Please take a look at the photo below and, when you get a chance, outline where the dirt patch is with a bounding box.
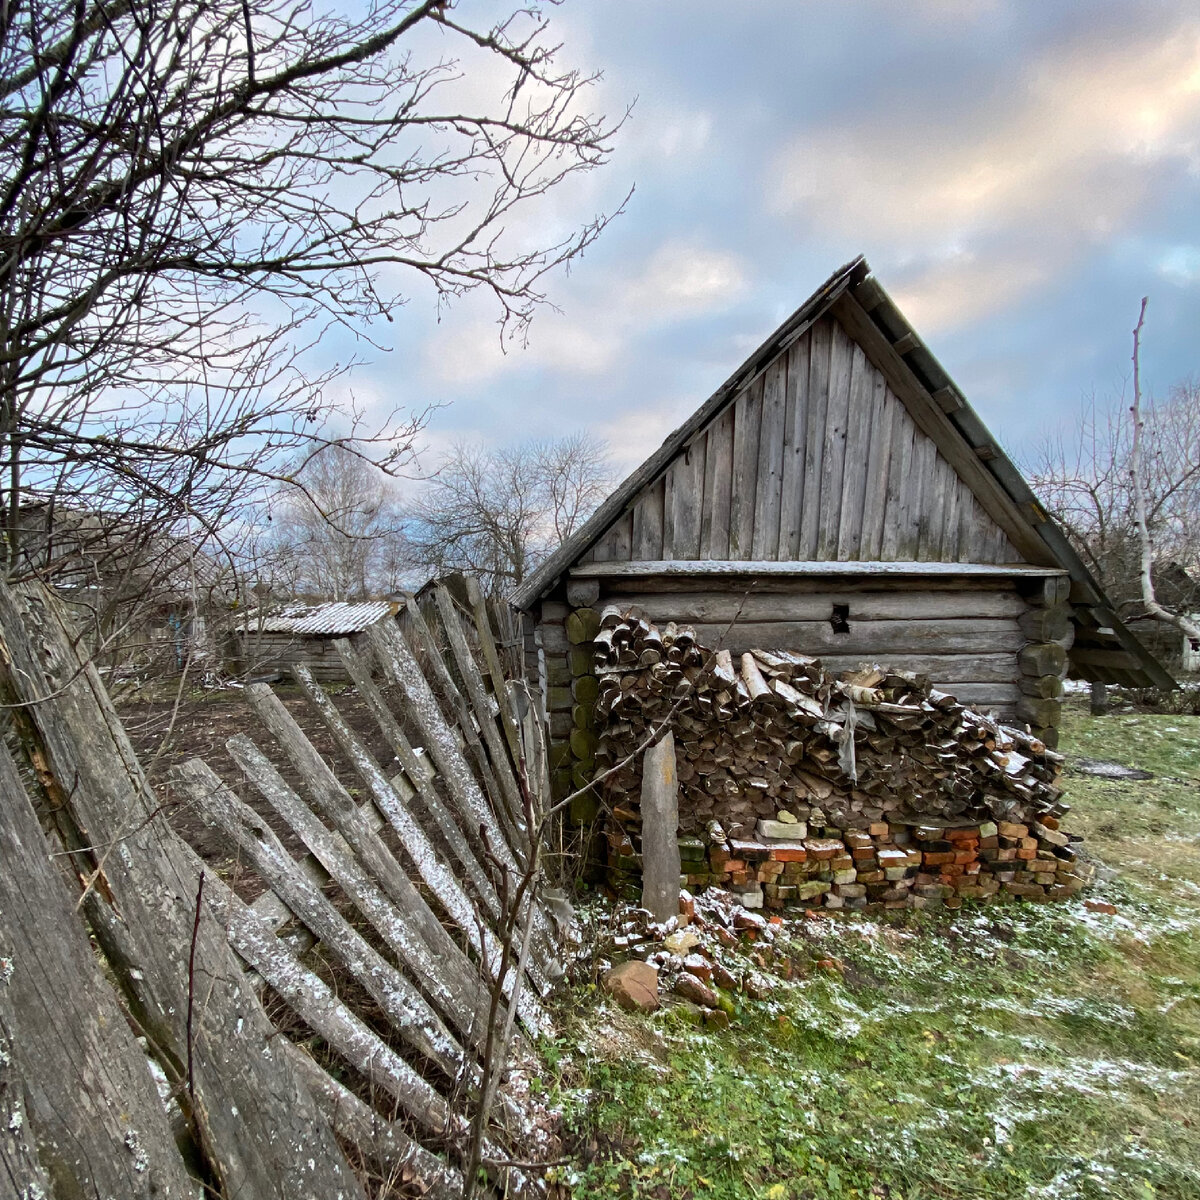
[121,683,407,899]
[1071,756,1155,781]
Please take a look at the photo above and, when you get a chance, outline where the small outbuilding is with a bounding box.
[512,258,1174,800]
[230,600,400,681]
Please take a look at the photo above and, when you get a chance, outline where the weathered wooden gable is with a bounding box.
[580,312,1019,567]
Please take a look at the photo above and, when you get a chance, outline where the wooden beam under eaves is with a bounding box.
[853,277,885,312]
[931,386,963,413]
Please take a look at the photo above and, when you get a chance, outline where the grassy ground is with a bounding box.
[545,702,1200,1200]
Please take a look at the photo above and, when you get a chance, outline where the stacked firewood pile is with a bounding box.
[593,607,1091,909]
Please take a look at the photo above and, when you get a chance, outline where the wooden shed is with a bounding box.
[512,258,1175,802]
[230,600,400,682]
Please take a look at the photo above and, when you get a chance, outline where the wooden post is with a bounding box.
[1090,681,1109,716]
[640,730,681,924]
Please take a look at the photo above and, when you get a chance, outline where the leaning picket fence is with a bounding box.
[0,577,567,1200]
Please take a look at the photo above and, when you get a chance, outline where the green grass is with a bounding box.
[546,703,1200,1200]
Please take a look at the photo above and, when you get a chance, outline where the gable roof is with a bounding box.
[513,258,1175,690]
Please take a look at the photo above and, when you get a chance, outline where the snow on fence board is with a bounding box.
[0,580,564,1199]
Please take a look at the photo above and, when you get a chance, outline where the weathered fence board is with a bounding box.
[0,583,362,1200]
[287,664,553,1027]
[242,683,506,1023]
[176,758,467,1080]
[282,1042,465,1200]
[0,984,54,1200]
[227,733,496,1051]
[0,741,195,1200]
[397,598,515,860]
[328,642,508,929]
[0,576,562,1198]
[433,585,528,850]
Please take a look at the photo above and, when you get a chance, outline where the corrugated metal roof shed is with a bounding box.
[239,600,399,636]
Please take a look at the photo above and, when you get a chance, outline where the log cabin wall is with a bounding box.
[518,263,1173,830]
[230,631,356,682]
[535,569,1074,816]
[580,577,1031,712]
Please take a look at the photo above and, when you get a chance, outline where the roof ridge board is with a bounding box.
[510,256,868,610]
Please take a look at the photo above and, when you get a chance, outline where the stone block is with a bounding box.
[604,961,659,1012]
[757,819,808,841]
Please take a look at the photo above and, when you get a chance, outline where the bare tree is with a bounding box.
[406,433,612,594]
[1129,299,1200,644]
[1024,310,1200,665]
[0,0,624,649]
[266,445,408,600]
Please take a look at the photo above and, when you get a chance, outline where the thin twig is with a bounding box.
[186,870,205,1103]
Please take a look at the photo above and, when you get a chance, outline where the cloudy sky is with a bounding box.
[342,0,1200,483]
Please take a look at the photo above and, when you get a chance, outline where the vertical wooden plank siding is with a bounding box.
[940,465,962,561]
[911,437,937,559]
[667,438,705,559]
[957,490,978,562]
[752,357,788,558]
[880,404,912,559]
[836,343,873,560]
[907,435,932,559]
[603,511,633,560]
[779,334,811,558]
[631,475,665,559]
[550,315,1029,572]
[729,377,763,558]
[924,458,954,560]
[816,318,855,559]
[858,374,893,559]
[799,316,832,557]
[700,405,735,559]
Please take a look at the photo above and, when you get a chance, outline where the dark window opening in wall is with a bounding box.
[830,603,851,634]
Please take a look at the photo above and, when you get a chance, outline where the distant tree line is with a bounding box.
[252,432,614,604]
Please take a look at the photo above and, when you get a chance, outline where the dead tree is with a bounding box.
[0,0,624,647]
[1129,299,1200,647]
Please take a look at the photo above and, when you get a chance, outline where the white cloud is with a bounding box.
[1158,244,1200,282]
[422,238,747,386]
[767,20,1200,329]
[593,395,696,475]
[622,240,748,318]
[425,310,623,385]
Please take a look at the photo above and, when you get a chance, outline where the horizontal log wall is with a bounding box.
[232,632,355,682]
[539,575,1072,824]
[593,579,1030,716]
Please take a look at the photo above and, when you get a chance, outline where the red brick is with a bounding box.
[770,847,808,863]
